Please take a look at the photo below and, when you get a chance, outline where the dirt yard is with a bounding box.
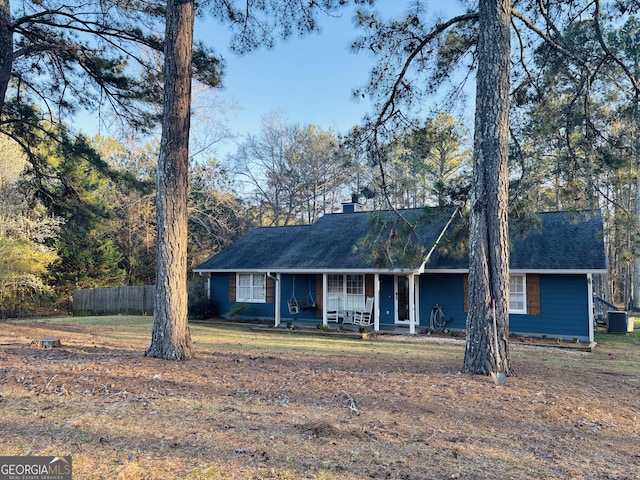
[0,317,638,479]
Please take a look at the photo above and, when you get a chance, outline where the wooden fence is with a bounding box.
[72,284,207,315]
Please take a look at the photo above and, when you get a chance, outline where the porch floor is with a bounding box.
[276,318,430,334]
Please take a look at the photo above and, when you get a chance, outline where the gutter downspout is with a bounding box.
[267,272,280,327]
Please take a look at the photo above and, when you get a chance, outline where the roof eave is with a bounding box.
[193,267,421,274]
[195,267,607,275]
[422,268,608,274]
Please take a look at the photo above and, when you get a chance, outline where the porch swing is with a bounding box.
[287,276,316,314]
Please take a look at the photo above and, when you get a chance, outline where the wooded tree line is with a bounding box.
[1,0,639,368]
[0,130,246,316]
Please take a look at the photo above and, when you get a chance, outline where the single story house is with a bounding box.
[193,204,607,342]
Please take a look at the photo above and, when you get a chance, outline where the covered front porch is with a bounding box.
[269,272,425,334]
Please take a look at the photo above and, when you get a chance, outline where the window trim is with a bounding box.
[236,273,266,303]
[327,273,365,311]
[509,274,527,315]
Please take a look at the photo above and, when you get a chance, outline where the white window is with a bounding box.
[236,273,266,303]
[327,274,364,311]
[327,274,344,311]
[345,274,365,311]
[509,274,527,314]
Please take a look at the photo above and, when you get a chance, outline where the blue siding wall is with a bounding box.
[281,274,320,320]
[209,273,276,319]
[510,275,589,339]
[209,273,233,316]
[419,273,590,339]
[209,273,321,321]
[419,274,467,330]
[210,272,590,339]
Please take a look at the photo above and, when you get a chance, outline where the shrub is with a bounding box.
[188,298,218,319]
[227,303,250,319]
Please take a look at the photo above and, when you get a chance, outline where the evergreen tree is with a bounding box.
[382,113,471,209]
[350,0,640,375]
[510,11,640,306]
[29,127,127,294]
[95,135,157,286]
[148,0,374,360]
[147,0,196,361]
[464,0,512,376]
[0,0,222,131]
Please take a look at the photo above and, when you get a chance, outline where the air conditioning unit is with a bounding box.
[607,311,628,334]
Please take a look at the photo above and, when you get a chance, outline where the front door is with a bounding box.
[395,276,410,325]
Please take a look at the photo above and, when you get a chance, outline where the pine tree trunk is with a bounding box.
[464,0,512,376]
[0,0,12,110]
[633,173,640,310]
[146,0,195,360]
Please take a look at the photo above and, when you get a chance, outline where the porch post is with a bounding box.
[409,273,416,335]
[374,273,380,331]
[274,273,281,327]
[322,273,328,326]
[587,273,594,343]
[415,275,420,328]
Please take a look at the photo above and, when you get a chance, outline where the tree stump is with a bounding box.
[31,338,62,349]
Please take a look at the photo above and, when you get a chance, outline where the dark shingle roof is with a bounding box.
[427,209,607,272]
[195,207,456,272]
[194,208,607,273]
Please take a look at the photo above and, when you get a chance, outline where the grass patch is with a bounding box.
[22,316,466,361]
[595,330,640,345]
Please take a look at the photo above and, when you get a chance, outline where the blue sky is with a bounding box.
[196,1,466,159]
[199,10,371,135]
[76,2,467,159]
